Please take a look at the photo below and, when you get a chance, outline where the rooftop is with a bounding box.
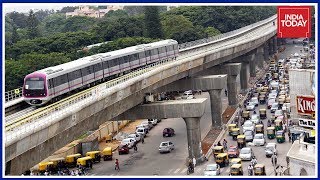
[286,138,315,164]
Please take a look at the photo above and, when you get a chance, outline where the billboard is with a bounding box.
[296,95,315,116]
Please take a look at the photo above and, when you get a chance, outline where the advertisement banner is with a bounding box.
[296,95,315,116]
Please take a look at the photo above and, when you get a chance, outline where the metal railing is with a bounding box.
[5,87,23,103]
[178,14,276,50]
[5,15,277,145]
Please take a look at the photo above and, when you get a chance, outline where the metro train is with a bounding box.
[23,39,179,106]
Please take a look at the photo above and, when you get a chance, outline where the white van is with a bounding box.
[135,128,147,137]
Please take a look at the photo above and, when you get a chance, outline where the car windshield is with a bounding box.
[244,122,252,127]
[248,102,255,106]
[252,115,258,119]
[161,142,168,146]
[137,129,143,132]
[244,131,252,135]
[205,165,217,171]
[241,149,250,154]
[255,135,263,139]
[25,78,45,90]
[272,104,278,108]
[228,149,236,152]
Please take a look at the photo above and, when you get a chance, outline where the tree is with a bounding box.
[57,6,77,14]
[204,27,221,37]
[144,6,163,39]
[11,25,19,44]
[104,9,128,19]
[34,9,55,22]
[26,10,40,39]
[41,13,66,35]
[62,16,97,32]
[6,11,28,29]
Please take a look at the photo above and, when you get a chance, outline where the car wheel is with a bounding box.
[119,152,121,155]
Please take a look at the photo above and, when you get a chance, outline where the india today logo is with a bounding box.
[277,6,311,38]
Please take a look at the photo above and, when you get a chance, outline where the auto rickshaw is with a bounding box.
[231,128,240,140]
[213,146,224,157]
[38,162,54,174]
[102,147,113,161]
[285,97,290,103]
[230,158,242,166]
[273,73,279,80]
[254,164,266,175]
[276,130,285,143]
[228,124,237,136]
[259,109,267,119]
[50,157,66,171]
[275,119,283,131]
[237,135,246,148]
[270,114,276,123]
[255,124,264,134]
[278,99,285,109]
[259,95,266,104]
[86,151,101,163]
[230,164,243,176]
[262,87,269,92]
[242,111,250,120]
[77,156,93,168]
[65,153,82,168]
[267,127,275,139]
[215,153,229,168]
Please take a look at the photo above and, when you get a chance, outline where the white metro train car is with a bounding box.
[23,39,179,106]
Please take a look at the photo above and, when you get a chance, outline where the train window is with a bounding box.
[103,61,109,69]
[139,52,145,59]
[81,67,88,76]
[129,54,134,62]
[94,63,102,72]
[168,45,173,51]
[161,47,166,53]
[124,56,129,63]
[48,79,53,89]
[174,44,178,50]
[151,49,158,56]
[134,53,139,61]
[119,57,124,64]
[146,50,151,57]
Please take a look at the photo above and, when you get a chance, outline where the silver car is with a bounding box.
[239,147,254,161]
[159,141,175,153]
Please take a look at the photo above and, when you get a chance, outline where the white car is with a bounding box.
[159,141,174,153]
[274,110,283,118]
[250,97,259,106]
[253,134,265,146]
[246,102,256,111]
[182,90,194,99]
[244,130,254,142]
[251,114,261,124]
[136,125,149,133]
[243,121,254,132]
[239,147,254,161]
[282,103,291,113]
[141,121,153,129]
[121,138,136,148]
[148,119,158,126]
[265,143,277,157]
[204,164,221,176]
[267,98,276,109]
[127,133,141,142]
[270,103,279,113]
[135,127,147,137]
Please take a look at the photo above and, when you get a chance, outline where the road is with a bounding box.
[88,40,303,176]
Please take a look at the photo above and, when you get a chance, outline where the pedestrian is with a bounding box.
[217,141,222,146]
[133,143,138,152]
[248,164,253,176]
[288,131,291,142]
[225,89,228,96]
[223,139,228,150]
[90,161,93,169]
[141,135,145,144]
[271,153,278,167]
[115,159,120,171]
[192,157,196,167]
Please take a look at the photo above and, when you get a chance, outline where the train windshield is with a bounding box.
[25,78,44,90]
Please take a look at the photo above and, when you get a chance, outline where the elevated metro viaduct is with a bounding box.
[5,16,278,175]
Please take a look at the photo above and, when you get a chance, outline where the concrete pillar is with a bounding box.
[239,62,248,90]
[184,117,205,163]
[223,63,241,107]
[208,89,222,127]
[263,43,269,62]
[249,54,256,77]
[268,39,274,55]
[256,47,264,69]
[273,37,277,53]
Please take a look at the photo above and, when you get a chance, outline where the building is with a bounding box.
[66,5,124,18]
[286,136,316,176]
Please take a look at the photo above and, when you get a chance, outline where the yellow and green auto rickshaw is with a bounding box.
[77,156,93,168]
[228,124,238,136]
[230,158,242,166]
[259,95,266,104]
[276,130,285,143]
[213,146,224,157]
[254,164,266,175]
[65,153,82,168]
[215,153,229,168]
[270,114,276,123]
[275,119,283,131]
[230,164,243,176]
[262,87,269,92]
[237,135,246,149]
[278,98,285,109]
[231,128,240,140]
[242,111,250,120]
[49,157,66,171]
[38,162,54,174]
[255,124,264,134]
[267,127,276,139]
[102,147,113,161]
[86,151,101,163]
[259,109,267,119]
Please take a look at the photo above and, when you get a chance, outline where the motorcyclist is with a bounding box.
[267,120,272,127]
[248,164,253,176]
[187,160,194,174]
[253,110,257,114]
[251,156,257,167]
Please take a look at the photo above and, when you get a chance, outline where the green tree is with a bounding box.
[26,10,40,39]
[57,6,77,13]
[204,27,221,37]
[104,9,128,19]
[11,25,19,44]
[144,6,163,39]
[62,16,97,32]
[41,13,66,35]
[6,11,28,29]
[34,9,55,22]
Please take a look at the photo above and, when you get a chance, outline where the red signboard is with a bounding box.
[296,95,315,116]
[277,6,312,38]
